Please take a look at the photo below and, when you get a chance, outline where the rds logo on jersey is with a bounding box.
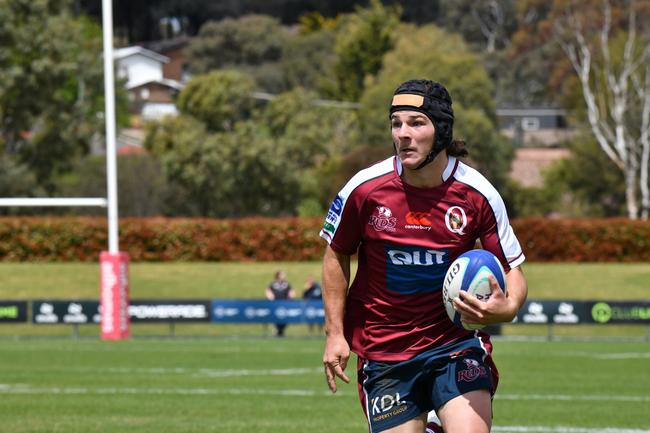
[369,206,397,232]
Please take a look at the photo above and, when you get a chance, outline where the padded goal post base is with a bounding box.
[100,251,130,340]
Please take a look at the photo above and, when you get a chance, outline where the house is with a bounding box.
[114,46,182,121]
[497,107,575,147]
[143,36,192,83]
[114,46,169,88]
[509,147,571,188]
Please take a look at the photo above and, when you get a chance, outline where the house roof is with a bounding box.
[126,78,184,91]
[114,46,169,64]
[143,36,191,54]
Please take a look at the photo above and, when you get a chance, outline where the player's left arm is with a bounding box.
[454,184,528,325]
[454,265,528,325]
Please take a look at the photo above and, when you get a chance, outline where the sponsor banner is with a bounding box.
[32,300,100,324]
[212,300,324,324]
[513,300,650,325]
[587,301,650,324]
[0,301,28,323]
[100,252,130,340]
[31,300,212,324]
[514,300,587,325]
[128,300,211,322]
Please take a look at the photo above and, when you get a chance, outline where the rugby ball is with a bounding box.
[442,249,506,330]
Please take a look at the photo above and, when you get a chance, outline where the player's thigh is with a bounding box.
[437,389,492,433]
[381,413,427,433]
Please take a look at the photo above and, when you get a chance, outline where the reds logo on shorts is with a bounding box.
[457,358,487,382]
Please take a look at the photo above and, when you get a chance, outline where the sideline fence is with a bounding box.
[1,299,648,339]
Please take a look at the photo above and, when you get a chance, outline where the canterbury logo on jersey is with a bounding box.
[405,212,431,225]
[404,211,432,231]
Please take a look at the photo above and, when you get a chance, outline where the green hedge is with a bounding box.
[0,217,648,262]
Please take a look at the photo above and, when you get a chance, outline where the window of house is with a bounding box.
[521,117,540,131]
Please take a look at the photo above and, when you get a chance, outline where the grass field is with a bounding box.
[0,337,648,433]
[3,261,650,299]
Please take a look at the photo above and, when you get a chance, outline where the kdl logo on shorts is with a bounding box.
[371,392,406,416]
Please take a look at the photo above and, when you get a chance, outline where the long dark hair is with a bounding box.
[447,139,468,158]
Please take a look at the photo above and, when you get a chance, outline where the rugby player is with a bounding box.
[319,79,528,433]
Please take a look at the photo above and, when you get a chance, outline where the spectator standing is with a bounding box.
[302,276,323,334]
[266,270,295,337]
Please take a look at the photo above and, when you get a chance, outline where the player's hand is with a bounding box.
[452,275,517,325]
[323,334,351,393]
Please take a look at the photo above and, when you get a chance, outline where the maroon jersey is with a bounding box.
[320,156,525,361]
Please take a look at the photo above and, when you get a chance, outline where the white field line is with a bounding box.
[106,367,322,377]
[1,386,649,433]
[495,394,650,402]
[0,345,321,355]
[492,428,650,433]
[593,352,650,359]
[0,384,330,397]
[0,384,648,404]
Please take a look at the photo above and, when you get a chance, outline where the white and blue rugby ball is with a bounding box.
[442,249,506,330]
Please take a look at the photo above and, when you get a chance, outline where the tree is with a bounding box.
[186,14,290,92]
[497,0,579,106]
[55,154,171,217]
[543,136,626,217]
[553,0,650,219]
[187,14,288,73]
[326,0,401,101]
[438,0,517,53]
[0,156,44,215]
[280,28,338,93]
[255,87,361,168]
[176,70,257,132]
[0,0,127,190]
[144,115,302,217]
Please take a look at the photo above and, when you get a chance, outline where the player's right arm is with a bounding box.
[322,245,351,393]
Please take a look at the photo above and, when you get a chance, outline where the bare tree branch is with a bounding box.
[554,0,649,219]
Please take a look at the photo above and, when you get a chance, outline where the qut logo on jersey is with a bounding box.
[385,246,449,294]
[388,249,445,265]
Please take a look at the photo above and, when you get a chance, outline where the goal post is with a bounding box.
[98,0,130,341]
[0,0,130,340]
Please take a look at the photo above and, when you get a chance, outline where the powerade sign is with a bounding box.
[32,300,211,324]
[0,301,28,323]
[513,300,650,325]
[129,300,210,323]
[212,300,324,324]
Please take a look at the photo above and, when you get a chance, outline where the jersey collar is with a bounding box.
[394,155,458,181]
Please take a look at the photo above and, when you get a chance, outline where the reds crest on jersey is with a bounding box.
[368,206,397,232]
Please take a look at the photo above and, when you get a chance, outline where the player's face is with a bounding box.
[390,111,436,169]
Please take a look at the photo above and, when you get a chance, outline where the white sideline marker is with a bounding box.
[0,198,107,207]
[0,385,649,433]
